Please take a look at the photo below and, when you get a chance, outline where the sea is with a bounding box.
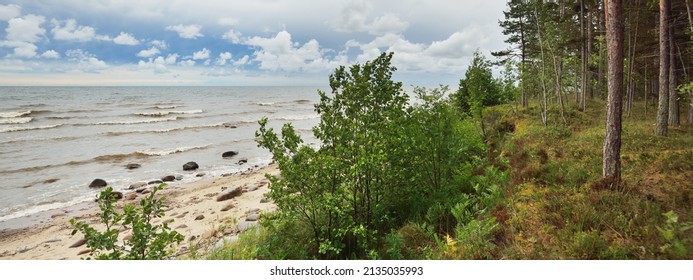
[0,86,324,229]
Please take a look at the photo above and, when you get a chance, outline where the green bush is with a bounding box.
[70,184,184,260]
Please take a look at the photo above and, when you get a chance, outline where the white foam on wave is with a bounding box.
[135,110,203,117]
[0,110,32,118]
[95,116,179,125]
[0,196,93,223]
[274,114,320,121]
[0,124,63,133]
[153,105,178,109]
[0,117,33,124]
[136,144,212,156]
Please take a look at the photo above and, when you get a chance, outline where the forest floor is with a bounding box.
[486,99,693,259]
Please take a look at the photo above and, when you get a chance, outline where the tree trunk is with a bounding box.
[668,23,679,126]
[603,0,624,181]
[588,8,595,99]
[655,0,670,136]
[688,0,693,124]
[535,5,549,126]
[580,0,587,111]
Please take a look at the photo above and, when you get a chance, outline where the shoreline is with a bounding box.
[0,164,278,260]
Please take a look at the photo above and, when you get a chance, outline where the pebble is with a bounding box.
[195,214,205,221]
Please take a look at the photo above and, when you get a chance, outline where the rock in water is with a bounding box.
[88,179,107,188]
[222,151,239,158]
[216,186,243,202]
[183,161,199,171]
[237,158,248,165]
[126,163,141,170]
[161,175,176,182]
[148,180,163,185]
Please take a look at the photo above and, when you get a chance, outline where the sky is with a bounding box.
[0,0,507,86]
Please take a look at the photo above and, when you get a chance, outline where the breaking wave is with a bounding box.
[0,124,64,133]
[0,117,33,124]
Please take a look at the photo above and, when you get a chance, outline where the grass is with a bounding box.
[490,99,693,259]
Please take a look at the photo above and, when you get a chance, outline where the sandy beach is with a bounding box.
[0,165,279,260]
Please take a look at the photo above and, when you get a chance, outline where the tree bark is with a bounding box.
[668,22,679,126]
[656,0,670,136]
[603,0,624,181]
[580,0,587,111]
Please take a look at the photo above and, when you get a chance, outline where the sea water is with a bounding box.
[0,86,323,227]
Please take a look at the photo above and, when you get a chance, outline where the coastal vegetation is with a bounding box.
[70,184,184,260]
[74,0,693,260]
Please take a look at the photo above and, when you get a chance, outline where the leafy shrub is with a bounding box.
[70,184,184,260]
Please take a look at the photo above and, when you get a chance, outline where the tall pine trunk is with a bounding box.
[668,23,679,126]
[603,0,624,181]
[656,0,670,136]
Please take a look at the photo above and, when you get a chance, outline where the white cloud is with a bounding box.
[51,19,98,42]
[329,1,408,35]
[368,14,409,36]
[113,32,139,45]
[65,49,109,73]
[245,30,344,72]
[222,29,242,44]
[192,48,210,60]
[165,24,203,39]
[41,50,60,59]
[0,41,38,58]
[137,53,179,73]
[179,59,195,67]
[6,14,46,43]
[150,40,167,50]
[0,4,21,21]
[217,17,239,26]
[216,51,232,65]
[137,46,160,58]
[233,55,250,66]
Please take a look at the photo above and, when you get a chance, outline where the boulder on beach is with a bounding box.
[216,186,242,202]
[183,161,199,171]
[110,191,124,200]
[161,175,176,182]
[88,179,107,188]
[148,179,164,185]
[129,182,147,190]
[222,151,239,158]
[125,163,141,170]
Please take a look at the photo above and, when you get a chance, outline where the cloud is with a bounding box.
[0,4,21,21]
[137,46,160,57]
[329,1,408,35]
[179,59,195,67]
[6,14,46,43]
[192,48,210,60]
[137,53,178,73]
[217,17,239,26]
[0,41,38,58]
[233,55,250,66]
[150,40,167,50]
[165,24,203,39]
[41,50,60,59]
[216,51,232,65]
[245,30,344,72]
[51,19,100,42]
[1,14,45,58]
[113,32,139,45]
[222,29,242,44]
[65,49,109,73]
